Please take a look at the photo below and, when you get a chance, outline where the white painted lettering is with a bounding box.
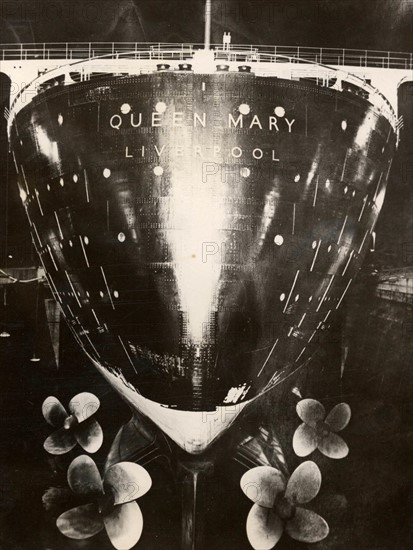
[231,147,243,158]
[152,112,162,127]
[194,112,206,127]
[250,115,263,129]
[269,116,279,131]
[110,115,122,129]
[173,112,184,127]
[130,113,142,127]
[285,118,295,132]
[154,145,166,157]
[228,114,243,128]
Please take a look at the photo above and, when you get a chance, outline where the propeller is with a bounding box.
[293,399,351,459]
[240,461,329,549]
[56,455,152,550]
[42,393,103,455]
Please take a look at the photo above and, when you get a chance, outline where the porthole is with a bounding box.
[239,104,250,115]
[155,101,167,113]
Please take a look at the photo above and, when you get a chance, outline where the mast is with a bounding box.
[204,0,212,50]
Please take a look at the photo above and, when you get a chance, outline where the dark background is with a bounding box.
[0,0,412,50]
[0,2,413,549]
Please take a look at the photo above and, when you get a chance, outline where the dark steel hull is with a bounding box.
[10,71,396,451]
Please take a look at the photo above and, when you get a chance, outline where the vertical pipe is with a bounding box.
[204,0,212,50]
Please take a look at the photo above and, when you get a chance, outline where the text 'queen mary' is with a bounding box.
[109,109,296,131]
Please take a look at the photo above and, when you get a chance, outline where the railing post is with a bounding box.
[43,43,45,58]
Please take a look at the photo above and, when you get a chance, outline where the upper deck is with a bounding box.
[2,42,412,136]
[1,42,411,68]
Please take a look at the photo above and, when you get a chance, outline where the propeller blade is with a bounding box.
[296,399,325,427]
[240,466,285,508]
[318,433,349,459]
[292,423,318,457]
[42,486,73,513]
[68,455,103,497]
[285,507,329,543]
[246,503,283,550]
[44,428,77,455]
[104,462,152,505]
[42,396,68,427]
[68,392,100,423]
[285,461,321,504]
[56,503,104,540]
[103,501,143,550]
[325,403,351,432]
[75,418,103,454]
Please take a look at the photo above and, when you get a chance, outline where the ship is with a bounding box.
[5,1,398,463]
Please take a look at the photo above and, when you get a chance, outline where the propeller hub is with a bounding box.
[63,415,79,430]
[274,495,296,520]
[315,420,331,440]
[98,491,116,517]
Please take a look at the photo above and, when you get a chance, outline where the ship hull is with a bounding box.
[10,71,396,451]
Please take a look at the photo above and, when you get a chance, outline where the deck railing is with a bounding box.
[4,42,407,134]
[1,42,412,70]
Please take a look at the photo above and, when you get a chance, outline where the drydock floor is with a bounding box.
[1,283,413,550]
